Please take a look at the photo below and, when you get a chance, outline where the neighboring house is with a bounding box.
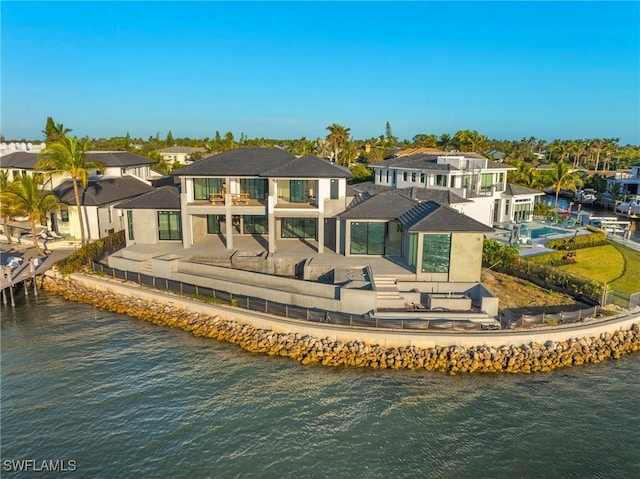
[0,150,160,188]
[370,152,541,226]
[606,162,640,196]
[0,150,162,240]
[158,146,207,165]
[52,177,156,240]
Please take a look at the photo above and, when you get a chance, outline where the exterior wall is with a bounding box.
[448,233,484,282]
[453,196,494,226]
[126,209,159,245]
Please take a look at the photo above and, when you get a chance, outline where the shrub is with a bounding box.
[55,231,125,275]
[547,230,607,250]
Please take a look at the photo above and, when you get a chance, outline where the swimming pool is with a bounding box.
[528,227,567,239]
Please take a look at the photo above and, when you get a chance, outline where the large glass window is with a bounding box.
[243,215,268,234]
[240,178,267,199]
[350,222,385,255]
[421,234,451,273]
[158,211,182,240]
[281,218,316,238]
[207,214,221,234]
[481,173,494,188]
[436,175,447,186]
[194,178,223,200]
[290,180,307,203]
[330,179,339,199]
[60,207,69,223]
[127,210,134,240]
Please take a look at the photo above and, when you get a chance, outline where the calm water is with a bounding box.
[1,294,639,478]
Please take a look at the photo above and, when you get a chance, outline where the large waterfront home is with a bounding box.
[110,147,499,316]
[370,151,544,225]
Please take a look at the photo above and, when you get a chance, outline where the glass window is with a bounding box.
[207,214,221,234]
[349,222,386,255]
[411,172,416,182]
[481,173,493,188]
[280,180,310,203]
[194,178,223,200]
[386,170,390,182]
[61,208,69,223]
[243,215,268,234]
[420,173,426,183]
[330,179,339,199]
[240,178,267,199]
[158,211,182,240]
[421,234,451,273]
[403,171,408,181]
[127,210,134,240]
[281,218,316,238]
[436,175,446,186]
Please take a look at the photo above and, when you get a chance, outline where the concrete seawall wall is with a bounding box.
[42,272,640,374]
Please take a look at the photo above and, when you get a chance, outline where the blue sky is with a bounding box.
[2,1,639,144]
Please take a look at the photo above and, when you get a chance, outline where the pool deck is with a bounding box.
[489,221,592,257]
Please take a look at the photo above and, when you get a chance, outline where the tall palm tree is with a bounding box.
[548,160,584,207]
[1,175,59,255]
[325,123,351,165]
[36,135,104,245]
[0,171,16,244]
[437,133,452,151]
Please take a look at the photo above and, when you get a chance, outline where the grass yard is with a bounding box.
[558,242,640,294]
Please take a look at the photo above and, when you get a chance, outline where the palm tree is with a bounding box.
[0,171,16,244]
[1,175,59,255]
[325,123,351,165]
[437,133,452,151]
[36,135,104,245]
[548,160,584,207]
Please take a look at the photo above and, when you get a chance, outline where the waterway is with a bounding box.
[2,294,639,478]
[542,194,640,242]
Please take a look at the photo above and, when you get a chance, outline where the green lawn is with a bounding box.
[558,242,640,294]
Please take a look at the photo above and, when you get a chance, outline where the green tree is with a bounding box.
[223,132,235,151]
[384,121,397,146]
[1,175,59,255]
[413,133,438,148]
[548,160,583,207]
[0,171,16,244]
[37,136,104,245]
[42,116,72,143]
[326,123,351,165]
[437,133,453,151]
[348,164,373,184]
[166,131,174,147]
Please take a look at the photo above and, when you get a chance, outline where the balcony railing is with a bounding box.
[209,193,250,205]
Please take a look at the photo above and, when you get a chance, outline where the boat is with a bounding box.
[614,196,640,216]
[574,189,597,204]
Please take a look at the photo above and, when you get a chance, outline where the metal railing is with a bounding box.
[91,262,491,332]
[506,305,600,329]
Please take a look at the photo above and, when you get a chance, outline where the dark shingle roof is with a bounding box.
[1,152,40,168]
[504,183,545,196]
[340,190,418,219]
[114,186,180,209]
[172,147,352,178]
[1,151,153,169]
[340,186,469,220]
[53,177,155,206]
[262,154,352,178]
[172,147,296,176]
[85,151,154,167]
[346,182,393,197]
[398,202,495,233]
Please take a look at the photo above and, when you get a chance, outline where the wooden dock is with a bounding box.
[1,249,72,306]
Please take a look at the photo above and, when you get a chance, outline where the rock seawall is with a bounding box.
[43,275,640,374]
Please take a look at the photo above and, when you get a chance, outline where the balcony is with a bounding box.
[209,193,251,205]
